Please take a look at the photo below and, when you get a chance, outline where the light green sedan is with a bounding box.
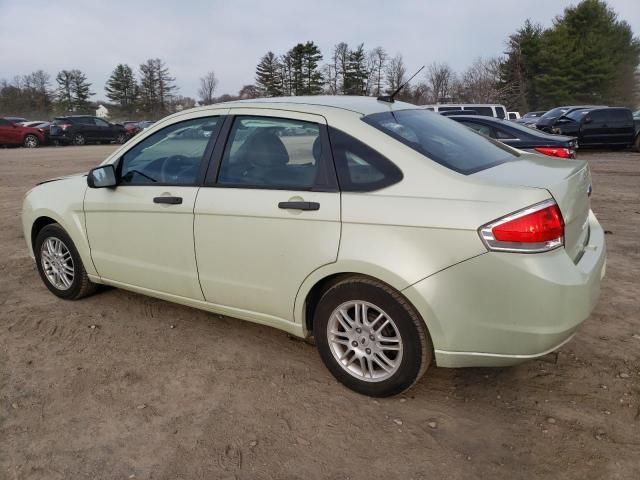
[21,96,606,397]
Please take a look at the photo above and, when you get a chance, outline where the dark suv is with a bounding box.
[553,107,640,149]
[49,116,127,146]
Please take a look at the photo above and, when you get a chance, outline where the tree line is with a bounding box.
[1,0,637,121]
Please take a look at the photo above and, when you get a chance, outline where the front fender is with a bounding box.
[21,176,97,277]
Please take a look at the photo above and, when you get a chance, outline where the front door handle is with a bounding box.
[154,196,182,205]
[278,201,320,211]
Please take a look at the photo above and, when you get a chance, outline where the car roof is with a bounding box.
[199,95,418,116]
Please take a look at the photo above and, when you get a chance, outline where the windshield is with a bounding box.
[363,109,519,175]
[566,109,591,121]
[539,107,569,120]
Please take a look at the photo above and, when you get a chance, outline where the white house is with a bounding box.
[96,104,109,118]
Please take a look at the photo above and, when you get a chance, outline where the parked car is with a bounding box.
[137,120,155,131]
[439,109,478,116]
[123,121,142,138]
[507,112,521,120]
[21,120,48,128]
[22,97,605,397]
[3,116,27,124]
[516,111,547,127]
[552,107,640,149]
[450,115,578,158]
[424,104,508,118]
[0,117,45,147]
[535,106,601,132]
[49,116,127,145]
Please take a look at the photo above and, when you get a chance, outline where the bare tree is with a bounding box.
[198,71,218,105]
[426,62,455,103]
[367,47,387,96]
[385,54,406,93]
[459,57,503,103]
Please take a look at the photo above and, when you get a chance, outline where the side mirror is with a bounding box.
[583,116,592,124]
[12,123,18,128]
[87,164,117,188]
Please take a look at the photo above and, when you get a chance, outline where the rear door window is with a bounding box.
[217,116,321,189]
[495,107,506,119]
[459,121,492,137]
[363,109,518,175]
[605,109,630,123]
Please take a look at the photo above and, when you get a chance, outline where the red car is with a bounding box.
[0,117,46,148]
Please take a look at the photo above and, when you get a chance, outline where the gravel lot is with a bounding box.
[1,145,639,480]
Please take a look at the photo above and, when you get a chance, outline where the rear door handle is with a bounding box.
[154,196,182,205]
[278,201,320,211]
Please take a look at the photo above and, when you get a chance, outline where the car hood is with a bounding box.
[37,172,87,186]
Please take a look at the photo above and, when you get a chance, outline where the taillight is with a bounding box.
[479,200,564,253]
[534,147,574,159]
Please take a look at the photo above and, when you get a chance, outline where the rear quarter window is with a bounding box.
[363,109,519,175]
[328,127,403,191]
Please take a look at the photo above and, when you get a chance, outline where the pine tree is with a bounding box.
[536,0,639,108]
[255,52,282,97]
[105,64,138,110]
[55,69,93,113]
[138,58,176,116]
[343,44,368,95]
[499,20,544,111]
[301,41,324,95]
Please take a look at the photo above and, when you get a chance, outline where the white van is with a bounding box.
[424,104,508,119]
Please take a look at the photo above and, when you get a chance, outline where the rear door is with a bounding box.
[94,117,113,141]
[194,110,341,324]
[605,108,634,145]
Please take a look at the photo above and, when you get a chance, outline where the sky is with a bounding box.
[0,0,639,101]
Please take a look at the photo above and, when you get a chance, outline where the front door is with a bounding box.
[84,115,224,299]
[194,111,341,323]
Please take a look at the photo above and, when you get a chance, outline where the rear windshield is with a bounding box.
[363,109,519,175]
[53,118,73,125]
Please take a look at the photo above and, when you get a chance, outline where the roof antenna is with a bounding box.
[377,65,425,103]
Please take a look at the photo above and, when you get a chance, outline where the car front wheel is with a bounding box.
[116,133,127,144]
[34,224,97,300]
[313,276,432,397]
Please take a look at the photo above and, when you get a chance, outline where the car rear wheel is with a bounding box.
[23,134,40,148]
[116,133,127,144]
[34,224,97,300]
[72,133,86,146]
[313,276,432,397]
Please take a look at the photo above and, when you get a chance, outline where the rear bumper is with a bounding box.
[403,210,606,368]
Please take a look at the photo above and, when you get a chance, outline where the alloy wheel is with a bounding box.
[40,237,74,290]
[327,300,403,382]
[24,135,39,148]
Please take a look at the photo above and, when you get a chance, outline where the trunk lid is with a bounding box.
[474,154,591,262]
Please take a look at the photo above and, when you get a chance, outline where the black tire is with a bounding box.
[23,134,40,148]
[116,133,127,144]
[313,276,432,397]
[634,135,640,152]
[34,223,97,300]
[72,133,86,146]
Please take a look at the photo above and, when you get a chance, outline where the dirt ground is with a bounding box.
[1,145,639,480]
